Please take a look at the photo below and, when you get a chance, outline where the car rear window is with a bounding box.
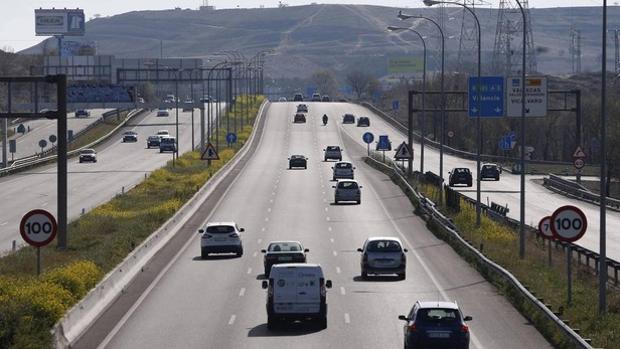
[206,225,235,234]
[161,138,175,144]
[338,181,358,189]
[336,163,351,169]
[415,308,460,325]
[268,242,302,252]
[327,146,340,151]
[455,168,470,173]
[366,240,402,252]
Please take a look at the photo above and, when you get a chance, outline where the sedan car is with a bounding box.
[321,95,331,102]
[288,155,308,169]
[332,161,355,180]
[324,146,343,161]
[78,149,97,163]
[293,113,306,123]
[122,131,138,142]
[74,109,90,118]
[449,168,473,187]
[293,93,304,101]
[159,136,177,153]
[333,179,361,204]
[357,116,370,127]
[480,163,501,181]
[342,113,355,124]
[296,104,308,113]
[156,108,170,117]
[358,237,407,279]
[261,241,309,276]
[399,301,472,349]
[199,222,244,258]
[147,135,161,148]
[311,93,322,101]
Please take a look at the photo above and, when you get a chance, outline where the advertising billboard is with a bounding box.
[35,9,85,36]
[387,56,423,74]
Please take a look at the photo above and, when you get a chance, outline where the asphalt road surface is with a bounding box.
[84,102,551,349]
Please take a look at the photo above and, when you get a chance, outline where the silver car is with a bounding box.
[199,222,244,258]
[358,237,408,280]
[332,161,355,181]
[333,179,361,204]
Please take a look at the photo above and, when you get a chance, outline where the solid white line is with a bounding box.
[267,208,272,212]
[239,288,246,297]
[264,217,269,222]
[247,267,252,274]
[332,251,338,257]
[0,222,7,226]
[328,227,332,232]
[340,286,346,296]
[228,314,236,325]
[330,238,334,243]
[344,313,351,324]
[41,202,48,207]
[336,267,341,274]
[258,238,262,244]
[324,207,328,212]
[261,227,266,232]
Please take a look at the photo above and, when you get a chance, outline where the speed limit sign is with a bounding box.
[19,209,57,247]
[550,205,587,243]
[538,216,553,239]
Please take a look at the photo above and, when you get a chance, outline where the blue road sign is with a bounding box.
[376,135,392,151]
[499,136,512,151]
[392,100,400,111]
[226,132,237,144]
[363,132,374,144]
[508,131,516,141]
[469,76,504,117]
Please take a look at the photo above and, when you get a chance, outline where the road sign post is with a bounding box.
[376,135,391,163]
[573,146,586,184]
[506,76,548,117]
[226,132,237,148]
[538,216,553,266]
[20,209,58,275]
[362,132,374,157]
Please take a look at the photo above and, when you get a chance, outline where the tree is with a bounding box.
[345,70,373,100]
[310,70,337,97]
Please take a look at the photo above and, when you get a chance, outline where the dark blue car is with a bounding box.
[399,301,472,349]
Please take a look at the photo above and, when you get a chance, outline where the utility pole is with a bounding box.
[570,28,582,74]
[493,0,537,75]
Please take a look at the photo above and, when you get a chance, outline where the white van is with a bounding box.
[262,263,332,330]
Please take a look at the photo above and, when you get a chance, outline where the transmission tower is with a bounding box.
[569,28,581,74]
[492,0,537,76]
[613,29,620,73]
[456,0,485,75]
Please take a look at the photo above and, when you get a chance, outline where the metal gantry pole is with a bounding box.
[190,73,195,150]
[516,0,527,259]
[599,0,608,315]
[57,75,68,249]
[2,83,8,168]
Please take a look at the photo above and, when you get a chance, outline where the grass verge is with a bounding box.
[0,96,264,348]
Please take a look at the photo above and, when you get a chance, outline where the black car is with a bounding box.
[147,135,161,148]
[449,168,473,187]
[324,146,343,161]
[293,93,304,101]
[399,301,472,349]
[480,163,501,181]
[293,113,306,123]
[357,116,370,127]
[342,113,355,124]
[288,155,308,169]
[75,109,90,118]
[261,241,309,276]
[122,132,138,142]
[321,95,331,102]
[296,104,308,113]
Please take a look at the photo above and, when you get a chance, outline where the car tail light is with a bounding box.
[320,278,326,297]
[460,324,469,333]
[204,234,213,239]
[407,323,417,333]
[268,281,274,297]
[229,233,239,238]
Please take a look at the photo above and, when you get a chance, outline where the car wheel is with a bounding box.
[496,176,500,181]
[160,149,163,153]
[94,160,97,163]
[237,248,243,257]
[324,157,327,162]
[201,249,208,259]
[356,200,361,205]
[361,270,368,279]
[332,177,336,181]
[318,316,327,330]
[467,181,472,187]
[267,316,277,331]
[398,272,406,280]
[289,166,292,170]
[335,200,339,205]
[338,157,342,161]
[304,165,307,169]
[79,159,82,163]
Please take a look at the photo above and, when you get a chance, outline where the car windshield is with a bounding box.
[416,308,460,325]
[206,225,234,234]
[268,242,302,252]
[338,181,358,189]
[336,163,351,169]
[81,149,95,154]
[366,240,402,252]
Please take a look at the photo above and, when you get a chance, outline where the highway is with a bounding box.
[79,102,551,349]
[0,107,215,254]
[2,109,113,160]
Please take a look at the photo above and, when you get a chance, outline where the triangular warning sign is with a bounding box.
[201,142,219,160]
[573,146,586,159]
[394,142,413,160]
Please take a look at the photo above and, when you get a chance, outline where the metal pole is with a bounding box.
[473,11,482,227]
[421,41,426,174]
[599,0,608,315]
[175,76,179,166]
[575,90,582,184]
[191,75,195,150]
[408,90,413,177]
[57,74,68,249]
[516,0,527,259]
[567,246,573,305]
[2,83,8,168]
[37,247,41,276]
[200,78,206,154]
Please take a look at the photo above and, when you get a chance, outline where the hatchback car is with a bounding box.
[324,146,343,161]
[293,93,304,101]
[75,109,90,118]
[296,104,308,113]
[157,108,169,117]
[159,136,177,153]
[78,149,97,163]
[293,113,306,123]
[357,116,370,127]
[122,131,138,142]
[147,135,161,148]
[480,163,501,181]
[398,301,473,349]
[332,161,355,180]
[358,237,407,279]
[449,168,473,187]
[278,97,287,102]
[288,155,308,169]
[199,222,244,258]
[311,93,321,101]
[321,95,331,102]
[333,179,361,204]
[261,241,309,276]
[342,113,355,124]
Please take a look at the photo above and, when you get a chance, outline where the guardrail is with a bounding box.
[544,174,620,211]
[0,109,144,177]
[364,154,593,349]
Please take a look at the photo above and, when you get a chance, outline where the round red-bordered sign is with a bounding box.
[19,209,57,247]
[538,216,553,239]
[550,205,587,243]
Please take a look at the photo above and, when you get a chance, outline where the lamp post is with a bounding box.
[423,0,482,226]
[398,11,446,198]
[515,0,527,259]
[387,26,427,177]
[599,0,608,315]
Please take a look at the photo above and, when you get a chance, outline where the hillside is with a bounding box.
[22,4,620,78]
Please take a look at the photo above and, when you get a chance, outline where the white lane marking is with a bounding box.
[270,199,274,203]
[228,315,236,325]
[326,217,331,221]
[239,288,246,297]
[253,251,258,257]
[336,267,341,274]
[324,207,328,212]
[261,227,266,232]
[328,227,332,232]
[41,202,48,207]
[330,238,334,243]
[265,217,269,222]
[323,198,327,203]
[272,192,276,195]
[247,267,252,274]
[332,251,338,257]
[258,238,263,244]
[267,208,272,212]
[344,313,351,324]
[340,286,346,296]
[0,221,7,226]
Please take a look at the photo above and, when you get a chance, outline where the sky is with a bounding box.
[0,0,610,51]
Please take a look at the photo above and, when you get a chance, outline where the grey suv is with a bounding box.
[358,237,407,279]
[323,146,342,161]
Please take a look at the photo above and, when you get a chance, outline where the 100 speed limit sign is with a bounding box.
[19,209,57,247]
[550,205,587,243]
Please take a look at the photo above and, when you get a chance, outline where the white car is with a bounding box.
[262,263,332,330]
[332,161,355,181]
[358,237,408,280]
[78,148,97,163]
[156,130,170,138]
[199,222,244,258]
[333,179,362,204]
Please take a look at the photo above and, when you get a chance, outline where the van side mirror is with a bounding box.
[198,229,204,234]
[262,280,268,289]
[398,315,408,321]
[239,228,245,232]
[332,186,336,188]
[325,280,332,288]
[261,249,267,253]
[357,248,363,252]
[464,316,473,321]
[304,248,309,253]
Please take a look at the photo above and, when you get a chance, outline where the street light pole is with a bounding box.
[398,11,446,200]
[387,26,427,177]
[599,0,608,315]
[515,0,527,259]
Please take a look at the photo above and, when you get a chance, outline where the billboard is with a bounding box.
[388,56,423,74]
[35,9,85,36]
[61,41,96,56]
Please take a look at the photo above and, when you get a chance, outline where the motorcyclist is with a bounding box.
[322,114,328,125]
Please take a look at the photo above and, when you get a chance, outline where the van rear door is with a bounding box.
[294,269,321,313]
[273,266,322,314]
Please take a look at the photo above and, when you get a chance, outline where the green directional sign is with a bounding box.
[388,56,424,74]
